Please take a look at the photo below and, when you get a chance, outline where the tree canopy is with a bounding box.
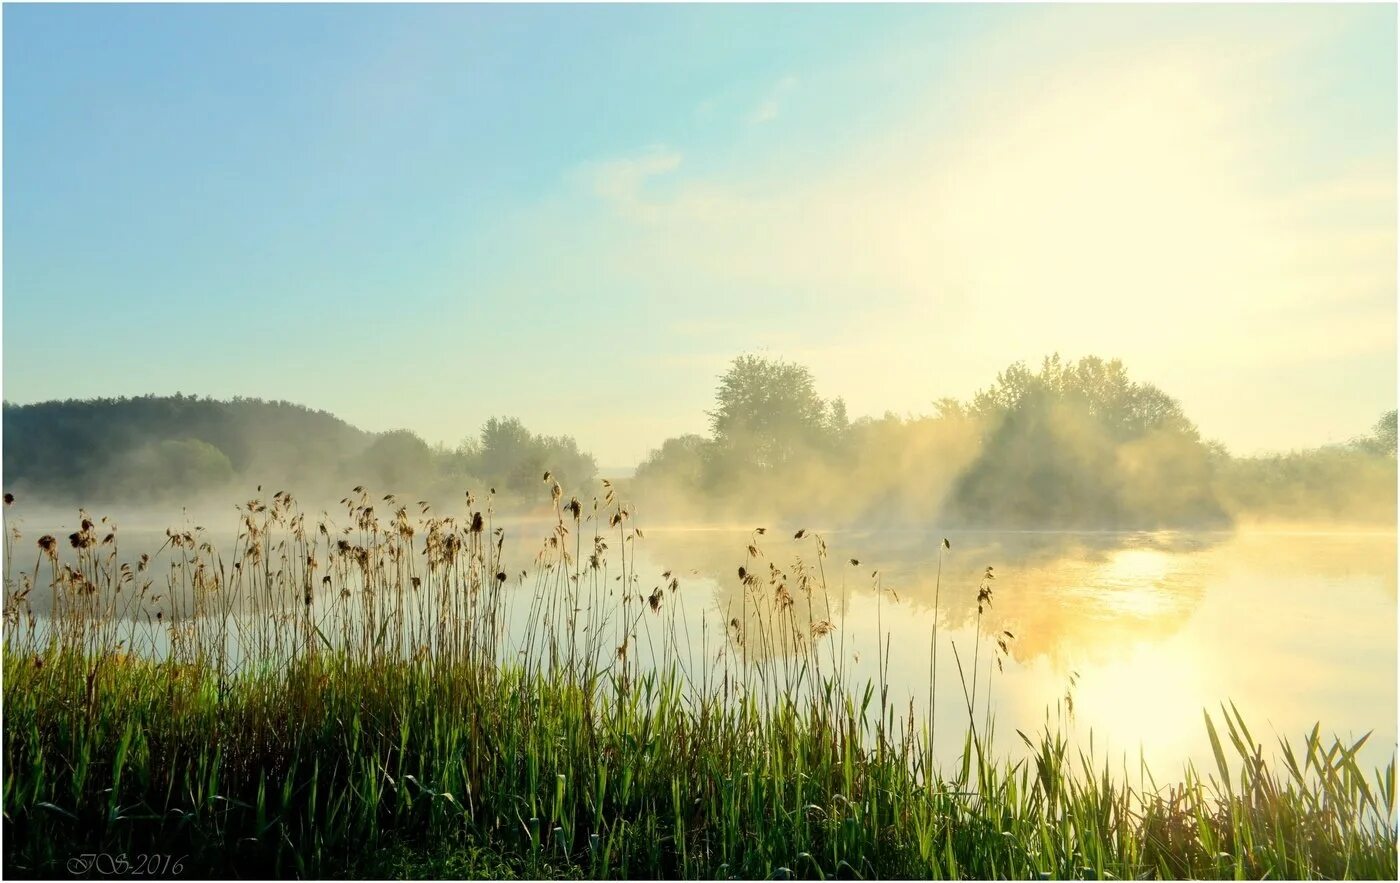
[948,355,1224,526]
[632,352,1394,528]
[451,417,598,497]
[706,355,848,471]
[2,396,597,507]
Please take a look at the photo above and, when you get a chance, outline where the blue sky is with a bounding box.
[4,4,1395,465]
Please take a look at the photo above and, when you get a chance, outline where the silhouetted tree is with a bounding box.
[707,355,847,472]
[1365,410,1397,456]
[461,416,597,497]
[950,355,1226,527]
[634,434,711,489]
[352,430,435,491]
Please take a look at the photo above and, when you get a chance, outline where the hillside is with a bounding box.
[2,395,600,509]
[2,395,373,503]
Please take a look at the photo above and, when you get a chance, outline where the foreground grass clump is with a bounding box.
[5,648,1395,880]
[2,487,1395,878]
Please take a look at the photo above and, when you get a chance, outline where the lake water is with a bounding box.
[628,524,1397,774]
[8,511,1395,778]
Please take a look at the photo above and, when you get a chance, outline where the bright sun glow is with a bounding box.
[1091,549,1183,617]
[1075,643,1206,765]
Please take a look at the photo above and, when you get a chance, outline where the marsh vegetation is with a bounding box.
[1,481,1395,879]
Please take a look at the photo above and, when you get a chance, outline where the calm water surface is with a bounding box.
[12,511,1395,776]
[633,525,1397,773]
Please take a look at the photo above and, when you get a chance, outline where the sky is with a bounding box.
[3,4,1395,466]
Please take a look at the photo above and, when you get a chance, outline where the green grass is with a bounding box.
[2,488,1395,879]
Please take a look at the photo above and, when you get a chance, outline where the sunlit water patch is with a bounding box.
[633,525,1397,773]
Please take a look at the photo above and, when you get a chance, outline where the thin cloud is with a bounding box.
[577,146,683,221]
[748,75,799,125]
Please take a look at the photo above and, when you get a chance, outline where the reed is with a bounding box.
[2,486,1394,879]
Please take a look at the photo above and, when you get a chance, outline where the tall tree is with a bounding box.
[1367,410,1397,456]
[707,355,846,471]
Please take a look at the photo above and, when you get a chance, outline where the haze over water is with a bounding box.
[15,506,1393,775]
[628,524,1398,773]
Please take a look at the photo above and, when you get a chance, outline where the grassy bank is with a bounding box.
[6,650,1395,879]
[2,489,1395,878]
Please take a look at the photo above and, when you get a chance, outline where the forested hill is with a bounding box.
[2,395,373,502]
[1,395,599,506]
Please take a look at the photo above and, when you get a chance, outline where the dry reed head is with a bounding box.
[977,565,995,613]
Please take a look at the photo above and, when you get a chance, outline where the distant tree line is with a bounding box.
[1213,410,1396,523]
[2,395,596,508]
[5,365,1392,527]
[632,354,1396,528]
